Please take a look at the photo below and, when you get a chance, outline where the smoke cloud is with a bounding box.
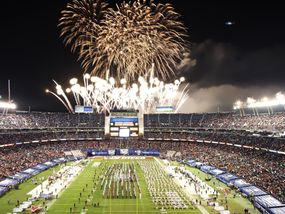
[178,40,285,112]
[178,84,284,113]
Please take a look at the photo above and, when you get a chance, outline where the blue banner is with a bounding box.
[110,117,138,122]
[0,186,8,196]
[240,186,268,197]
[141,149,160,156]
[0,178,19,187]
[87,149,160,156]
[9,173,31,182]
[217,173,239,185]
[108,150,115,156]
[33,164,49,171]
[254,195,285,210]
[233,179,252,188]
[209,168,225,176]
[21,168,40,176]
[128,149,160,156]
[200,165,215,173]
[128,149,142,155]
[52,158,66,164]
[87,149,109,156]
[267,207,285,214]
[43,161,57,167]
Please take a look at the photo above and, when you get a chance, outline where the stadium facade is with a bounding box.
[0,110,285,213]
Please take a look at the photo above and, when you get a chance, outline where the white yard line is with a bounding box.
[28,162,83,198]
[165,166,215,199]
[155,158,210,214]
[31,160,89,213]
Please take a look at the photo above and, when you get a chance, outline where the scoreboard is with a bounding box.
[105,109,143,138]
[110,117,139,137]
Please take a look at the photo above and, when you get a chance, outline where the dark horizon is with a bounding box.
[0,0,285,112]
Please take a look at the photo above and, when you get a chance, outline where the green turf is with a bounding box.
[176,162,260,214]
[0,159,262,214]
[48,159,200,214]
[0,164,62,214]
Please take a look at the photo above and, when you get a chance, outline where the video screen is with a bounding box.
[109,117,139,138]
[119,128,130,137]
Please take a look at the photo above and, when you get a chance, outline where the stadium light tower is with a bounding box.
[0,80,16,115]
[276,92,285,111]
[234,92,285,115]
[247,97,257,115]
[261,97,271,114]
[0,102,16,109]
[262,97,268,103]
[233,100,242,109]
[0,101,16,110]
[233,100,244,116]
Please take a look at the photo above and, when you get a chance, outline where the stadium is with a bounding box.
[1,0,285,214]
[0,104,285,214]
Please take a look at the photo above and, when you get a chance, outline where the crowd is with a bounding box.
[0,111,284,204]
[1,111,285,132]
[144,130,285,152]
[0,112,104,129]
[178,142,285,203]
[145,112,285,131]
[0,141,96,180]
[0,129,104,145]
[0,142,63,180]
[1,138,284,203]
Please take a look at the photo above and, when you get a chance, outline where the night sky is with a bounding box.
[0,0,285,112]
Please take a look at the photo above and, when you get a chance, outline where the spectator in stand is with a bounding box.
[0,111,284,202]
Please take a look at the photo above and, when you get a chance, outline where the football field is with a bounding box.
[48,159,200,214]
[0,158,260,214]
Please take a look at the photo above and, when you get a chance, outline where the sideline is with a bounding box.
[155,158,209,214]
[39,160,90,213]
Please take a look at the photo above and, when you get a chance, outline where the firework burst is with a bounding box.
[46,74,189,114]
[59,0,189,82]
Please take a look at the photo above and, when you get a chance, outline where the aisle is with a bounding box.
[28,162,84,199]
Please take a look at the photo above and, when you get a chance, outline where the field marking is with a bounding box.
[47,211,199,213]
[51,202,155,206]
[45,160,91,212]
[46,159,201,214]
[153,158,210,214]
